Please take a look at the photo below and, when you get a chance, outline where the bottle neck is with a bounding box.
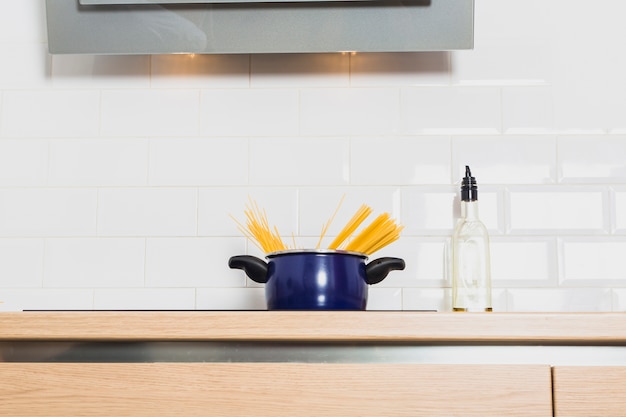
[460,200,480,220]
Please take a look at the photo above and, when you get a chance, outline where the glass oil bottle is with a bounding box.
[452,166,492,312]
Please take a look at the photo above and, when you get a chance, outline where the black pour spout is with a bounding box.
[461,165,478,202]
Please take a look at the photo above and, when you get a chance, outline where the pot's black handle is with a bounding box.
[228,255,269,284]
[365,257,405,285]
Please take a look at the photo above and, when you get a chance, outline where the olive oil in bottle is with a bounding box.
[452,166,492,312]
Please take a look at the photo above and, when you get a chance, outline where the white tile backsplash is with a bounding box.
[0,0,47,43]
[0,238,44,288]
[0,43,50,89]
[0,188,98,237]
[613,187,626,233]
[101,90,200,137]
[145,237,245,288]
[490,237,557,286]
[249,137,350,186]
[2,0,626,312]
[299,88,399,136]
[148,138,248,186]
[0,139,48,186]
[1,91,100,138]
[452,136,557,184]
[97,188,197,236]
[94,288,196,310]
[44,238,145,288]
[560,238,626,284]
[48,138,149,186]
[200,89,299,137]
[508,186,608,233]
[558,135,626,183]
[351,136,451,185]
[400,86,501,134]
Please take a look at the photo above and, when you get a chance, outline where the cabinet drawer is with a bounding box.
[1,363,551,417]
[553,366,626,417]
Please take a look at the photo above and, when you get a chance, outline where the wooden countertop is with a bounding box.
[1,311,625,343]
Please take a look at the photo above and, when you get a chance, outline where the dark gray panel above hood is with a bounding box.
[45,0,474,54]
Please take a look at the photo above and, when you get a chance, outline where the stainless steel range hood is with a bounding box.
[45,0,474,54]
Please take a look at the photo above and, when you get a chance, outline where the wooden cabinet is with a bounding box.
[1,363,552,417]
[2,312,626,417]
[553,366,626,417]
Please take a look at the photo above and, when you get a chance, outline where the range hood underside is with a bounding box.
[45,0,474,55]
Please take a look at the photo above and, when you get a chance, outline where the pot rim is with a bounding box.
[266,249,368,259]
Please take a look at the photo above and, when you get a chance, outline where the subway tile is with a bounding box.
[611,290,626,312]
[101,90,199,137]
[48,138,148,186]
[196,288,266,310]
[94,288,196,310]
[44,238,145,288]
[0,139,48,186]
[1,91,100,138]
[0,238,44,287]
[400,87,501,134]
[402,186,501,235]
[367,288,402,310]
[558,135,626,183]
[0,43,50,89]
[502,86,554,133]
[149,138,248,186]
[451,0,552,85]
[52,55,151,89]
[546,1,626,132]
[378,237,447,288]
[490,237,557,287]
[452,136,557,184]
[249,137,349,186]
[402,288,450,312]
[560,238,626,285]
[299,88,399,136]
[507,288,613,312]
[0,188,98,237]
[351,136,451,185]
[97,188,197,236]
[200,89,298,136]
[298,187,399,238]
[469,187,502,233]
[146,237,246,288]
[350,52,450,87]
[613,187,626,233]
[0,0,47,43]
[402,288,508,312]
[507,186,608,234]
[152,54,249,88]
[0,289,94,312]
[251,53,349,87]
[402,187,456,235]
[200,188,299,239]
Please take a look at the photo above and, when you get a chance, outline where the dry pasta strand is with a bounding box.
[232,198,402,256]
[316,194,346,249]
[328,204,372,250]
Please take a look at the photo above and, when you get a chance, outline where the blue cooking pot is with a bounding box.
[229,250,405,310]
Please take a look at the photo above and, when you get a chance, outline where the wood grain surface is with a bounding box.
[553,366,626,417]
[0,363,552,417]
[1,311,626,342]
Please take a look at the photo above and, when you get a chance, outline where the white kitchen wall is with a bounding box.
[1,0,626,312]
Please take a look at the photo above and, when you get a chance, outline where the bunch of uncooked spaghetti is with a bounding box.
[232,197,403,256]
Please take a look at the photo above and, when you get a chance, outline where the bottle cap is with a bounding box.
[461,165,478,201]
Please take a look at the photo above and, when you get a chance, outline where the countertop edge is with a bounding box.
[1,311,626,343]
